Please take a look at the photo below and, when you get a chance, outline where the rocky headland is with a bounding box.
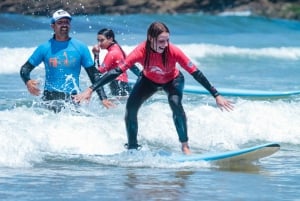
[1,0,300,20]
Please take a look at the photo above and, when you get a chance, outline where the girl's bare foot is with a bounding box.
[181,142,192,155]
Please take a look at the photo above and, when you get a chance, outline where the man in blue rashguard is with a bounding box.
[20,9,113,112]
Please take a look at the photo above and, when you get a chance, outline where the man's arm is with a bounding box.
[20,61,41,96]
[20,61,35,84]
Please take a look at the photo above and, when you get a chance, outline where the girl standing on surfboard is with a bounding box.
[92,28,140,97]
[74,21,234,154]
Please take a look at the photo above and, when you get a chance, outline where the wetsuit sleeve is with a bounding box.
[85,66,108,100]
[119,42,145,72]
[93,51,100,68]
[192,70,220,97]
[90,67,123,91]
[129,64,141,77]
[20,61,35,84]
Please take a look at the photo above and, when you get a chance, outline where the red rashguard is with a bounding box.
[98,44,129,82]
[119,41,197,84]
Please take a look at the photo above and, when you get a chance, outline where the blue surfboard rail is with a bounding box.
[169,142,280,162]
[183,85,300,97]
[128,79,300,97]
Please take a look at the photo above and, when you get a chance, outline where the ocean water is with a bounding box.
[0,12,300,201]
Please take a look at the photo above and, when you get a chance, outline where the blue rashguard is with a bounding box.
[28,38,94,94]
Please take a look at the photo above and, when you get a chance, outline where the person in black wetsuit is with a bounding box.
[92,28,140,97]
[74,22,234,154]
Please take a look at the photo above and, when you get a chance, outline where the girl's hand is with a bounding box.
[101,99,116,109]
[215,95,234,112]
[92,45,100,55]
[73,88,93,103]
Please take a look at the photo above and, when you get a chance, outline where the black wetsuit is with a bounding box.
[125,72,187,149]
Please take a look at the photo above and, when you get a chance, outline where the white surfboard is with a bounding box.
[56,142,279,167]
[159,142,280,165]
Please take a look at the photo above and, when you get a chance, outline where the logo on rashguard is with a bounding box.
[49,53,71,68]
[149,66,165,75]
[63,52,69,65]
[187,61,194,68]
[49,58,58,67]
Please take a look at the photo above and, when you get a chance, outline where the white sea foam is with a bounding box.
[0,97,299,168]
[2,44,300,74]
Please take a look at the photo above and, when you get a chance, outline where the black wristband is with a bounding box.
[191,70,220,97]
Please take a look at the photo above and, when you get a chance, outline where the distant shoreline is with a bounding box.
[1,0,300,20]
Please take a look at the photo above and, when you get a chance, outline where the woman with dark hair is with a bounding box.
[92,28,140,96]
[74,22,233,154]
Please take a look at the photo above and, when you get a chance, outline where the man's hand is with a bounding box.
[26,79,40,96]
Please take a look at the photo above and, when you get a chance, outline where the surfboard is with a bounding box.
[183,85,300,97]
[159,142,280,165]
[128,79,300,97]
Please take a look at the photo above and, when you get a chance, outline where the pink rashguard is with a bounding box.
[119,41,197,84]
[98,44,129,82]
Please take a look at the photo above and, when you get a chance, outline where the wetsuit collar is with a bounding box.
[107,42,115,50]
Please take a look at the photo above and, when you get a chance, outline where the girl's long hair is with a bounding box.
[97,28,126,58]
[145,21,170,67]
